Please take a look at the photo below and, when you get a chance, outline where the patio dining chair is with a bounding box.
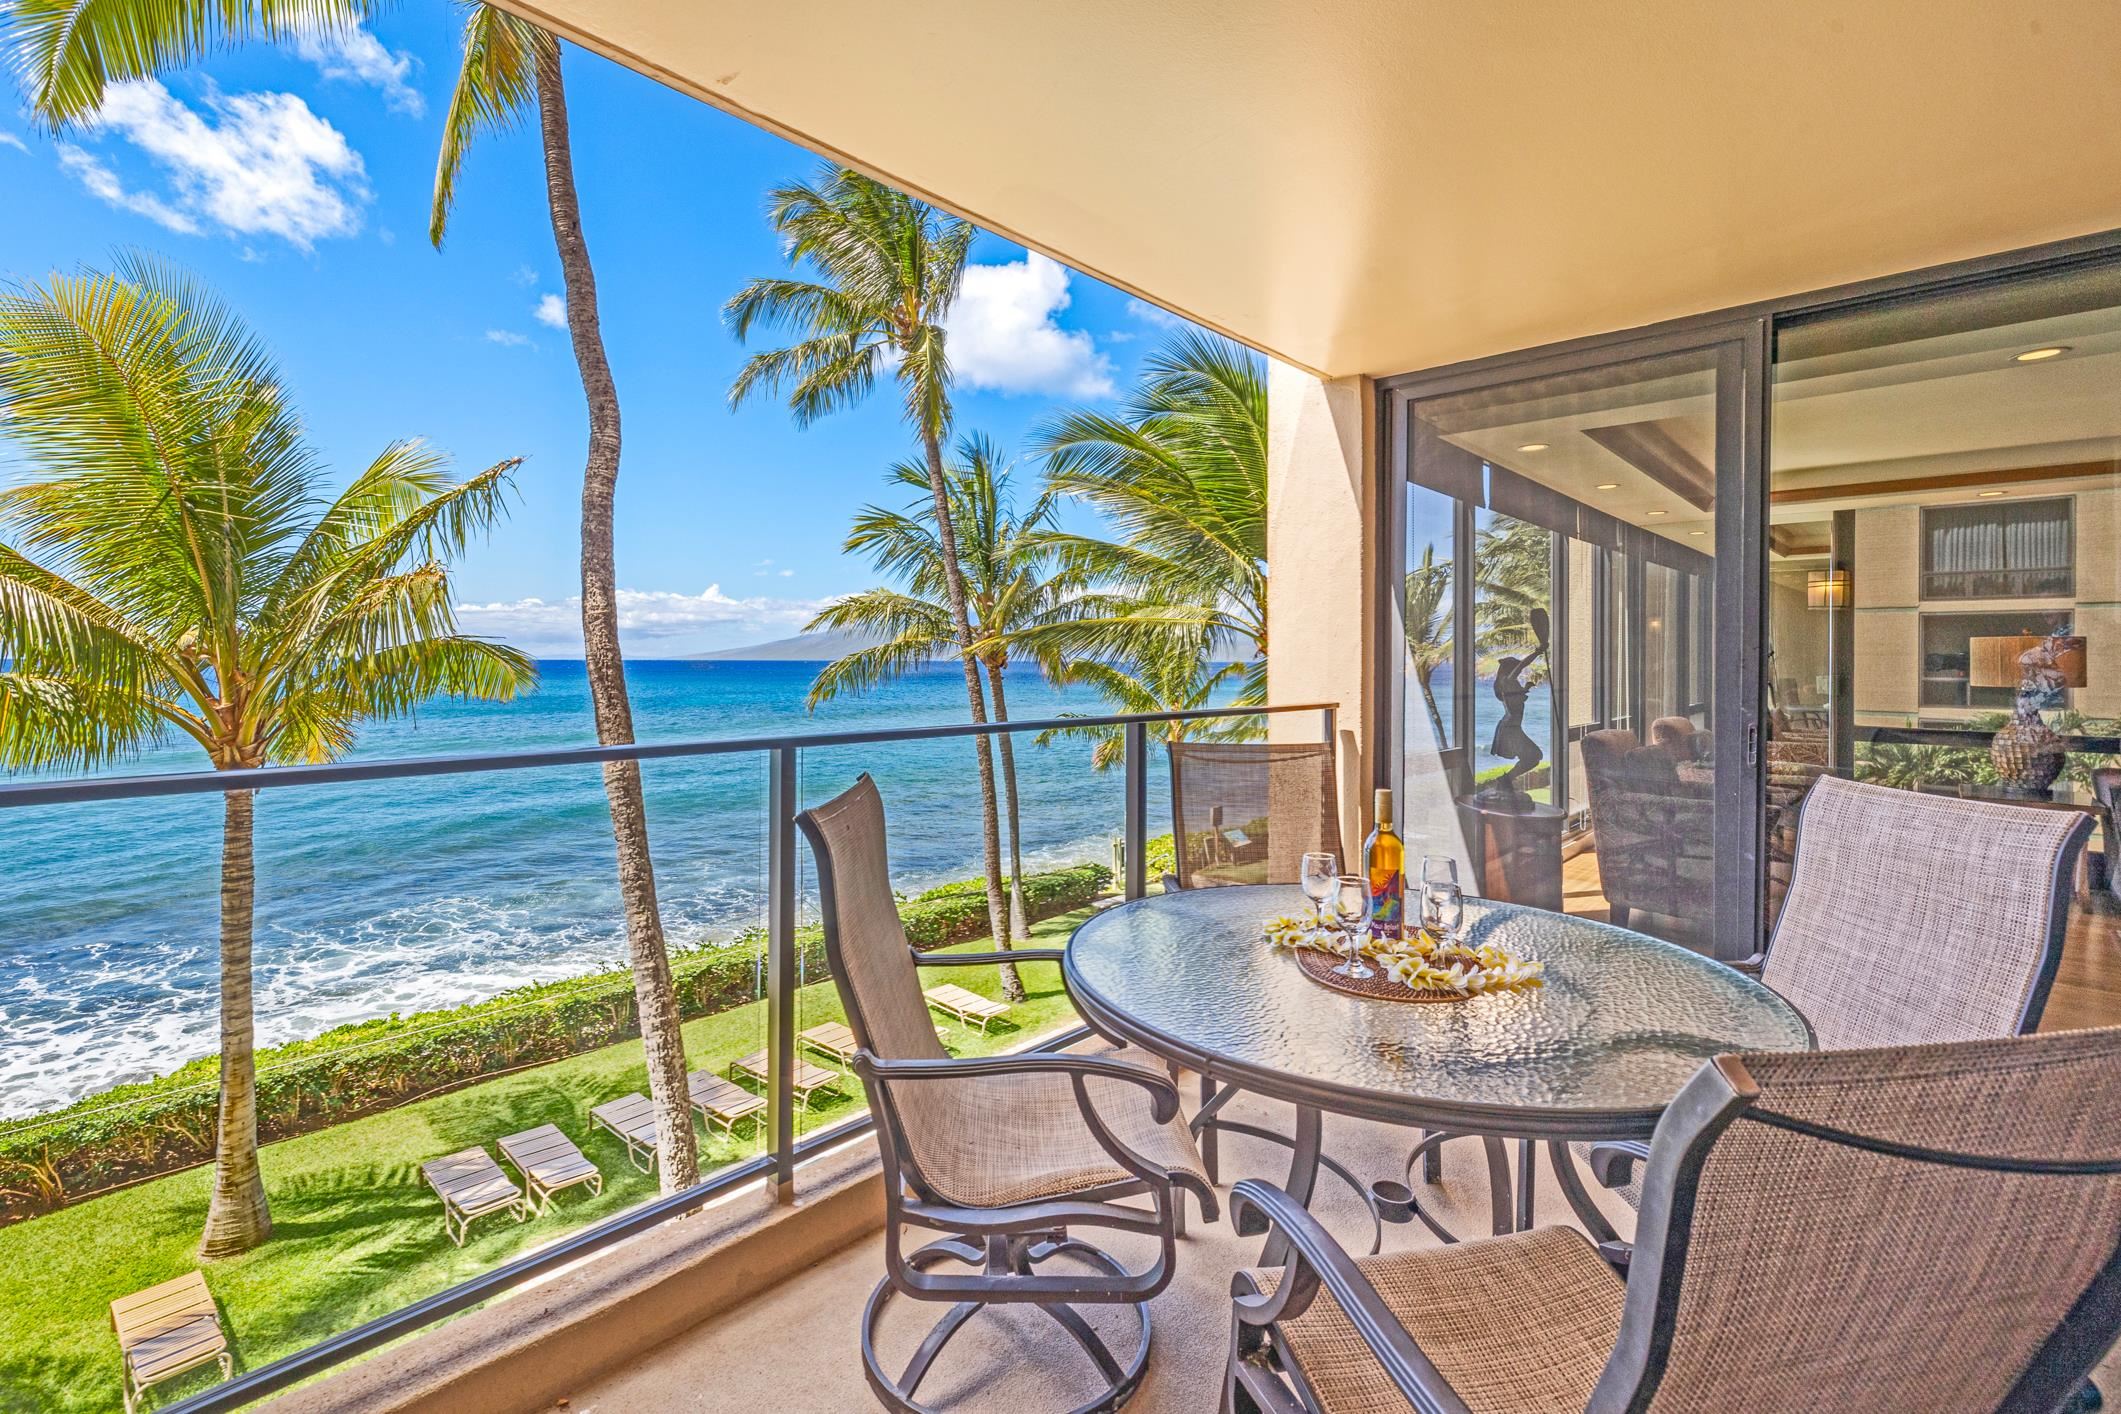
[796,773,1215,1414]
[1230,1026,2121,1414]
[1166,740,1343,893]
[1569,773,2093,1231]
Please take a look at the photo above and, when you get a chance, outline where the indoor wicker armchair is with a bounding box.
[1230,1027,2121,1414]
[797,774,1216,1414]
[1568,772,2092,1232]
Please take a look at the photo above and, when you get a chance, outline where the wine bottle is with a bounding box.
[1365,787,1404,941]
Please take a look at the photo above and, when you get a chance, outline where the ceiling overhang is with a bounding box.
[503,0,2121,380]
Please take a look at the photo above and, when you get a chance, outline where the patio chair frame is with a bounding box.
[496,1124,604,1216]
[798,774,1218,1414]
[1569,778,2093,1235]
[590,1094,663,1175]
[1230,1046,2121,1414]
[421,1148,530,1247]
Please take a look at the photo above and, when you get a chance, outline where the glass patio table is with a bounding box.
[1064,884,1813,1252]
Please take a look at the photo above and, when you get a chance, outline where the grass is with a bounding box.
[0,912,1089,1414]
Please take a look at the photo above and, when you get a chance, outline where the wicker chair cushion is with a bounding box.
[889,1057,1208,1209]
[1763,775,2083,1048]
[1251,1226,1624,1414]
[1637,1031,2121,1412]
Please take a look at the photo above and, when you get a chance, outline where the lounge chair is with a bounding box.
[590,1093,663,1174]
[731,1049,842,1109]
[687,1069,767,1136]
[112,1270,230,1414]
[798,1020,860,1066]
[421,1147,528,1246]
[496,1124,602,1214]
[923,981,1011,1033]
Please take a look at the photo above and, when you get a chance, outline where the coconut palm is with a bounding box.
[1404,543,1452,740]
[804,435,1062,995]
[1033,633,1251,769]
[0,260,535,1257]
[725,167,1016,970]
[1028,330,1269,701]
[427,6,699,1189]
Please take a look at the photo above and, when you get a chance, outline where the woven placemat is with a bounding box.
[1293,946,1470,1003]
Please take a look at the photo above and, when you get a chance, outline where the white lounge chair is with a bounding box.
[421,1147,528,1246]
[591,1093,663,1173]
[496,1124,602,1214]
[924,982,1011,1033]
[687,1069,767,1136]
[112,1270,231,1414]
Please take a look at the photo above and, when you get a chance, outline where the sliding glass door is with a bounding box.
[1387,333,1763,959]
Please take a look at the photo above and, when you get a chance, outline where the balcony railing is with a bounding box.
[0,701,1334,1414]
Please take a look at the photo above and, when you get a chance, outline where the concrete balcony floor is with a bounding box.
[573,1064,2121,1414]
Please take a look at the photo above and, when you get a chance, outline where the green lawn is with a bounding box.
[0,914,1089,1414]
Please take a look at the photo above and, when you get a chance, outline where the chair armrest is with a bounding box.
[1159,873,1183,894]
[1725,951,1765,977]
[1228,1180,1473,1414]
[1587,1139,1651,1190]
[911,947,1066,967]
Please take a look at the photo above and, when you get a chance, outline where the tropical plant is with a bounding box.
[426,5,700,1189]
[1404,543,1452,739]
[803,436,1062,990]
[0,260,535,1256]
[1034,633,1252,770]
[725,166,1018,977]
[1472,514,1549,666]
[1028,331,1269,701]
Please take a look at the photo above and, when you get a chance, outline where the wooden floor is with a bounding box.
[1561,845,2121,1032]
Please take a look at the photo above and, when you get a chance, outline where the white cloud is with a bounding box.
[511,265,539,287]
[456,586,824,652]
[944,252,1116,399]
[1125,297,1185,329]
[484,329,531,347]
[0,132,27,154]
[533,293,567,329]
[74,80,367,249]
[291,22,424,116]
[55,144,201,233]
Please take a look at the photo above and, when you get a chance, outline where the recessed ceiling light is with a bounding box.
[1594,482,1620,491]
[1646,510,1668,517]
[1977,490,2007,498]
[2014,346,2069,362]
[1516,442,1549,452]
[1688,530,1707,537]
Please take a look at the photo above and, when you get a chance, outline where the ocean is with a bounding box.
[0,662,1162,1119]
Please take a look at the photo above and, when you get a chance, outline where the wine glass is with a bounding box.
[1332,875,1375,979]
[1428,880,1466,945]
[1299,852,1338,932]
[1418,856,1459,932]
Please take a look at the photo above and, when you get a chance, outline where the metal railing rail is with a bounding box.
[71,700,1338,1414]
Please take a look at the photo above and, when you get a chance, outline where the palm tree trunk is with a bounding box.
[985,660,1029,942]
[918,429,1022,1000]
[535,45,698,1191]
[200,788,269,1258]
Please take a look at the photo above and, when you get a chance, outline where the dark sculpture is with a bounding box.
[1478,606,1550,805]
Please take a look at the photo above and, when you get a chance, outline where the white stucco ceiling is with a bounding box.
[505,0,2121,379]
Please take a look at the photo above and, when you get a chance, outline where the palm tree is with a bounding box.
[1034,635,1251,770]
[1404,543,1452,739]
[427,7,699,1190]
[0,260,535,1257]
[804,436,1060,993]
[725,167,1016,973]
[1028,331,1269,701]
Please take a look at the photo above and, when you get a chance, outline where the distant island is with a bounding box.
[689,626,910,662]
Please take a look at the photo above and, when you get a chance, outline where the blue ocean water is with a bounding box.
[0,662,1161,1117]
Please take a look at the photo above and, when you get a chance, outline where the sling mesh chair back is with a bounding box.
[1229,1026,2121,1414]
[1168,741,1342,890]
[796,774,1214,1413]
[1571,772,2093,1226]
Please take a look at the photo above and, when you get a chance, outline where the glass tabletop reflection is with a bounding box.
[1064,883,1813,1138]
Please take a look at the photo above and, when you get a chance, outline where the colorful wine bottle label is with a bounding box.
[1369,871,1403,939]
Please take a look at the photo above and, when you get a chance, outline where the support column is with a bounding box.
[1265,361,1378,854]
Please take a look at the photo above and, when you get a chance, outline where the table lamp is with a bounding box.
[1968,634,2088,797]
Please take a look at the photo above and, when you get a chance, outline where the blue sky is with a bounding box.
[0,8,1189,655]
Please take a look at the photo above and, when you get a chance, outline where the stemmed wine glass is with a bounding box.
[1428,880,1466,945]
[1418,856,1459,934]
[1332,875,1375,979]
[1299,852,1338,933]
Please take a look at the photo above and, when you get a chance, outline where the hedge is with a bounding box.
[0,861,1110,1223]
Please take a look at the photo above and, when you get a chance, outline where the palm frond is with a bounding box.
[430,4,551,248]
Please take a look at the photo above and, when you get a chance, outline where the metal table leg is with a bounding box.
[1253,1104,1322,1266]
